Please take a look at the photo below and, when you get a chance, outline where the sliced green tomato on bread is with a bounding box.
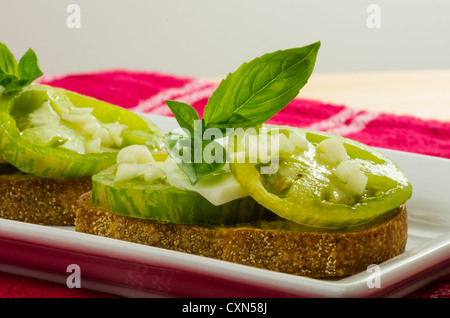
[229,125,412,230]
[92,145,268,226]
[0,84,163,178]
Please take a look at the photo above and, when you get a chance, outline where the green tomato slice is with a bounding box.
[230,125,412,230]
[91,164,269,226]
[0,84,163,178]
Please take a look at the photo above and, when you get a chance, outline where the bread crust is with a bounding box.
[75,191,408,278]
[0,173,91,225]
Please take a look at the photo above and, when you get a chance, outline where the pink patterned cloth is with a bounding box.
[0,70,448,298]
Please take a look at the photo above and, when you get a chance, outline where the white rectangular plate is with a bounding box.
[0,115,449,298]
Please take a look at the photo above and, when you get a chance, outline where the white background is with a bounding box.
[1,0,450,77]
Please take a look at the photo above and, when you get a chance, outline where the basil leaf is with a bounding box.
[165,100,200,134]
[163,42,321,185]
[18,48,43,85]
[164,132,226,185]
[203,41,320,130]
[0,42,18,76]
[0,42,43,95]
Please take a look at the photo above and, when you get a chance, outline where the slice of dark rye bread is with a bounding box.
[75,191,408,278]
[0,172,91,225]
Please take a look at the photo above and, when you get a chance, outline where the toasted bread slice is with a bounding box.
[75,191,408,278]
[0,172,91,225]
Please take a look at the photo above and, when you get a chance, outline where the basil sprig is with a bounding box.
[164,41,321,185]
[0,42,43,95]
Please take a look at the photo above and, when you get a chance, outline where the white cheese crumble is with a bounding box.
[316,138,348,164]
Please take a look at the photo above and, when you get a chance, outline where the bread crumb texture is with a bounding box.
[76,192,408,278]
[0,173,91,225]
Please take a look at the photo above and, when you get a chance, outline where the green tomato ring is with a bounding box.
[91,164,269,226]
[230,125,412,230]
[0,84,163,178]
